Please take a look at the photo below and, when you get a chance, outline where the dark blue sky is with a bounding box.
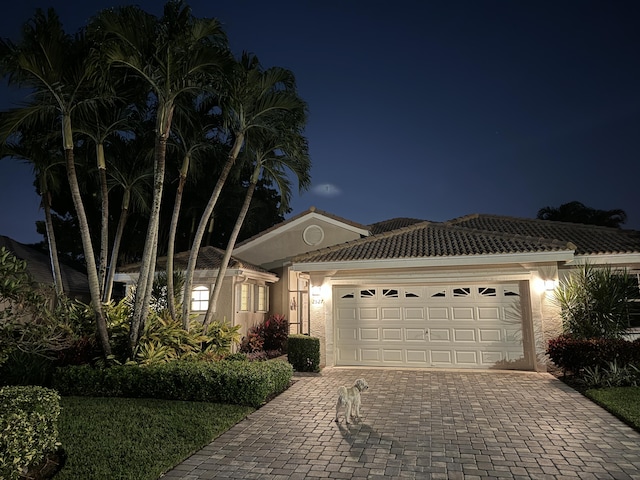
[1,1,639,244]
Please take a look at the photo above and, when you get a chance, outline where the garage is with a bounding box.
[334,283,525,369]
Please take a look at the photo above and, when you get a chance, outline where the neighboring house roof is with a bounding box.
[368,217,427,235]
[235,206,370,249]
[0,235,89,295]
[293,221,574,263]
[117,245,273,276]
[447,214,640,256]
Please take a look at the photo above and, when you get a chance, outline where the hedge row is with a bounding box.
[53,359,293,407]
[547,335,640,373]
[0,386,60,480]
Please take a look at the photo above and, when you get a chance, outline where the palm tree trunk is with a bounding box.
[63,121,112,357]
[42,190,64,300]
[97,143,109,297]
[103,190,130,303]
[129,124,170,353]
[181,131,244,327]
[166,161,188,321]
[202,165,259,330]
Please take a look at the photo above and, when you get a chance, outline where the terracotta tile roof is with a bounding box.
[447,214,640,255]
[117,246,271,274]
[0,235,89,295]
[235,206,370,248]
[293,221,573,263]
[368,217,427,234]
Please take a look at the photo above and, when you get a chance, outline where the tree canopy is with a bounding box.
[537,201,627,228]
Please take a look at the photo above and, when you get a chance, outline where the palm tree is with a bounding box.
[75,104,133,296]
[181,52,307,326]
[165,96,219,320]
[1,127,66,299]
[103,135,153,302]
[202,114,310,329]
[92,0,229,351]
[0,8,112,356]
[537,201,627,228]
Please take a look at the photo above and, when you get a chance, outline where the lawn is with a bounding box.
[586,387,640,431]
[56,396,254,480]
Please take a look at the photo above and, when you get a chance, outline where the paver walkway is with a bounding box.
[161,368,640,479]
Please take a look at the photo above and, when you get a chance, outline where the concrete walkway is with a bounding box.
[161,368,640,479]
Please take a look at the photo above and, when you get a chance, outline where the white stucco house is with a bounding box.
[233,207,640,371]
[114,246,278,338]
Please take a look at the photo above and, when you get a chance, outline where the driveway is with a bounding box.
[162,368,640,479]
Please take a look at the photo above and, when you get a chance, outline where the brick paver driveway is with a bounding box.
[162,368,640,479]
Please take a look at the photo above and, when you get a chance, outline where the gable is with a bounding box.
[233,207,370,269]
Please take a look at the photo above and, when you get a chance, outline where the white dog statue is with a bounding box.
[335,378,368,424]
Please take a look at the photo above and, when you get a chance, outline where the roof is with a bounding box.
[235,206,370,248]
[292,221,574,263]
[368,217,426,235]
[117,245,272,275]
[447,214,640,256]
[0,235,89,295]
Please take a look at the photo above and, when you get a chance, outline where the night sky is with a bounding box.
[1,1,639,245]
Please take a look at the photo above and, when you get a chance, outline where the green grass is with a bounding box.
[586,387,640,431]
[56,396,254,480]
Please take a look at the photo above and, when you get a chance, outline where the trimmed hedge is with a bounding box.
[547,335,640,373]
[0,386,61,480]
[287,334,320,372]
[52,359,293,407]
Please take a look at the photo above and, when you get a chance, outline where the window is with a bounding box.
[239,284,251,311]
[256,285,268,312]
[191,285,209,312]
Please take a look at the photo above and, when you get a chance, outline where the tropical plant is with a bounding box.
[0,8,112,356]
[552,263,638,339]
[182,51,308,325]
[91,0,229,352]
[202,109,310,329]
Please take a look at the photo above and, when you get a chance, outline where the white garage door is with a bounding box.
[334,284,524,369]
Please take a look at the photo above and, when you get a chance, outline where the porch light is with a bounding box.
[311,285,322,297]
[544,280,557,291]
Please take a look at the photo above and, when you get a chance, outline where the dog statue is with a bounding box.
[335,378,368,424]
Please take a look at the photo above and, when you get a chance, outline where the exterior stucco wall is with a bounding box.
[235,217,365,268]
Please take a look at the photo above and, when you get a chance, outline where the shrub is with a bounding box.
[240,314,289,355]
[53,359,293,407]
[547,334,640,373]
[579,362,640,389]
[552,263,638,339]
[287,334,320,372]
[0,385,61,480]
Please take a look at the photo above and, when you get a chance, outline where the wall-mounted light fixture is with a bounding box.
[544,279,557,291]
[311,286,322,297]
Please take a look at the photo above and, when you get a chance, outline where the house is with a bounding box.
[114,246,278,338]
[0,235,89,300]
[233,208,640,371]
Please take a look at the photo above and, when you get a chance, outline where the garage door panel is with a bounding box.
[360,328,379,340]
[337,327,357,341]
[382,328,403,340]
[452,307,475,320]
[430,350,452,364]
[427,307,449,320]
[478,307,500,320]
[404,328,426,341]
[336,348,358,362]
[429,329,451,341]
[361,349,380,361]
[482,351,503,364]
[381,308,401,319]
[405,307,425,320]
[406,350,428,363]
[455,351,478,364]
[359,308,378,320]
[337,308,356,320]
[479,329,502,342]
[382,349,403,362]
[453,329,476,342]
